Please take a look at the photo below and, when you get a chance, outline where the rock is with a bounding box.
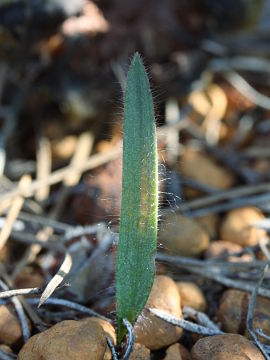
[82,318,116,360]
[129,343,151,360]
[159,213,210,257]
[195,214,219,239]
[134,275,182,350]
[217,289,270,344]
[18,318,110,360]
[220,207,266,246]
[51,135,77,161]
[69,157,122,224]
[204,240,252,262]
[176,282,207,312]
[0,305,25,346]
[164,343,191,360]
[179,149,234,195]
[14,267,45,289]
[191,334,265,359]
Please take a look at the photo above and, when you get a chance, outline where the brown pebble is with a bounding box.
[217,289,270,344]
[179,149,234,195]
[69,157,122,224]
[205,240,252,262]
[220,207,266,246]
[0,305,25,346]
[134,275,182,350]
[14,267,45,289]
[18,318,109,360]
[176,282,207,312]
[191,334,265,359]
[159,213,209,257]
[129,343,151,360]
[195,214,219,239]
[164,343,191,360]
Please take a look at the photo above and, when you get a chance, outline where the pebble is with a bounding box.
[179,149,234,195]
[18,318,110,360]
[164,343,191,360]
[159,213,209,257]
[129,343,151,359]
[204,240,252,262]
[217,289,270,344]
[195,214,219,239]
[176,282,207,312]
[0,305,25,346]
[134,275,182,350]
[191,334,265,359]
[220,207,266,246]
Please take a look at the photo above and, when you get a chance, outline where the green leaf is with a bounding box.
[116,53,158,343]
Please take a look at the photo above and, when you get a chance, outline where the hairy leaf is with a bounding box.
[116,53,158,342]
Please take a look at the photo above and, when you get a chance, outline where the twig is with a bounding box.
[183,192,270,217]
[61,223,105,243]
[50,132,94,218]
[0,287,42,299]
[183,306,221,332]
[18,212,71,232]
[173,181,270,212]
[106,335,118,360]
[225,71,270,110]
[246,265,270,360]
[122,318,135,360]
[149,308,223,335]
[27,297,111,322]
[157,253,270,298]
[157,252,266,271]
[256,328,270,341]
[0,348,17,360]
[258,238,270,262]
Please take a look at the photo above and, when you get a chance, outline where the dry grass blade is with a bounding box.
[0,174,32,251]
[35,136,52,202]
[39,252,72,307]
[0,147,121,206]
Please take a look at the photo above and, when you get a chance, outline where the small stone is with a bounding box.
[179,149,234,194]
[164,343,191,360]
[83,318,116,359]
[176,282,207,312]
[220,207,266,246]
[159,213,210,257]
[51,136,77,161]
[195,214,219,239]
[191,334,265,359]
[0,305,24,346]
[134,275,182,350]
[18,318,109,360]
[205,240,252,262]
[217,289,270,344]
[14,267,45,289]
[129,343,151,360]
